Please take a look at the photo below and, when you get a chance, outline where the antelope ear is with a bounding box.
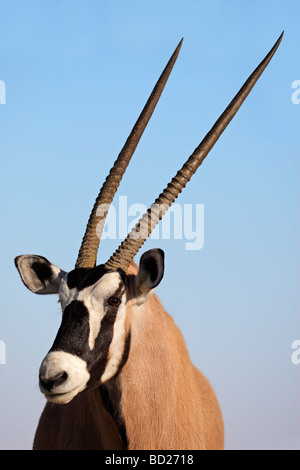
[135,249,164,304]
[14,255,66,295]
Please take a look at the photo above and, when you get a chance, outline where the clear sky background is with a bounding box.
[0,0,299,450]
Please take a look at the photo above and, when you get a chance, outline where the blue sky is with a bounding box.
[0,0,299,450]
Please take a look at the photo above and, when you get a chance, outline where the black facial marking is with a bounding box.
[50,300,90,357]
[116,330,131,375]
[87,280,126,386]
[117,268,126,285]
[67,264,111,291]
[100,377,128,449]
[86,304,120,387]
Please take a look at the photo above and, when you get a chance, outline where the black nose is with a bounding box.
[39,371,68,392]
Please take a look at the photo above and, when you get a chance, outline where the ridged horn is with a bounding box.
[75,38,183,269]
[105,32,284,272]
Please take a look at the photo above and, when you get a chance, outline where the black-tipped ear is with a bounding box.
[135,249,164,303]
[14,255,66,295]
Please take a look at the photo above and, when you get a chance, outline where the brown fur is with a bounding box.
[33,261,224,450]
[33,389,123,450]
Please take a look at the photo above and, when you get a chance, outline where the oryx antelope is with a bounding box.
[15,34,283,450]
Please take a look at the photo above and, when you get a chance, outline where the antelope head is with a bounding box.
[15,34,283,405]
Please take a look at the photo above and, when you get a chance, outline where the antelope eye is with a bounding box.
[107,296,121,308]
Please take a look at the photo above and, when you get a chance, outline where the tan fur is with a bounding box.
[122,288,224,450]
[34,261,224,450]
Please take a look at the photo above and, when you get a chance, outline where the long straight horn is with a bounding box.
[106,32,284,272]
[75,39,183,269]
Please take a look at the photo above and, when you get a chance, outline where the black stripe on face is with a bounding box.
[50,300,90,357]
[100,376,128,450]
[66,265,111,291]
[116,330,131,375]
[86,309,118,386]
[86,282,126,388]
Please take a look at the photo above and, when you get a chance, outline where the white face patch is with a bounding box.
[100,302,127,383]
[77,272,125,351]
[39,351,90,404]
